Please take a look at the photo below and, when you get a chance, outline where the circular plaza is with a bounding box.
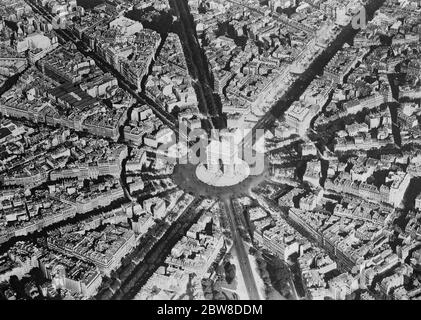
[195,160,250,187]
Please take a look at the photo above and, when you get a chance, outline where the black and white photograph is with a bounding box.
[0,0,420,312]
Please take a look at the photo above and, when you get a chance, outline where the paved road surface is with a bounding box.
[170,0,225,129]
[222,197,260,300]
[25,0,182,137]
[239,0,386,151]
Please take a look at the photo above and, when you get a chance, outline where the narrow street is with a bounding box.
[25,0,182,137]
